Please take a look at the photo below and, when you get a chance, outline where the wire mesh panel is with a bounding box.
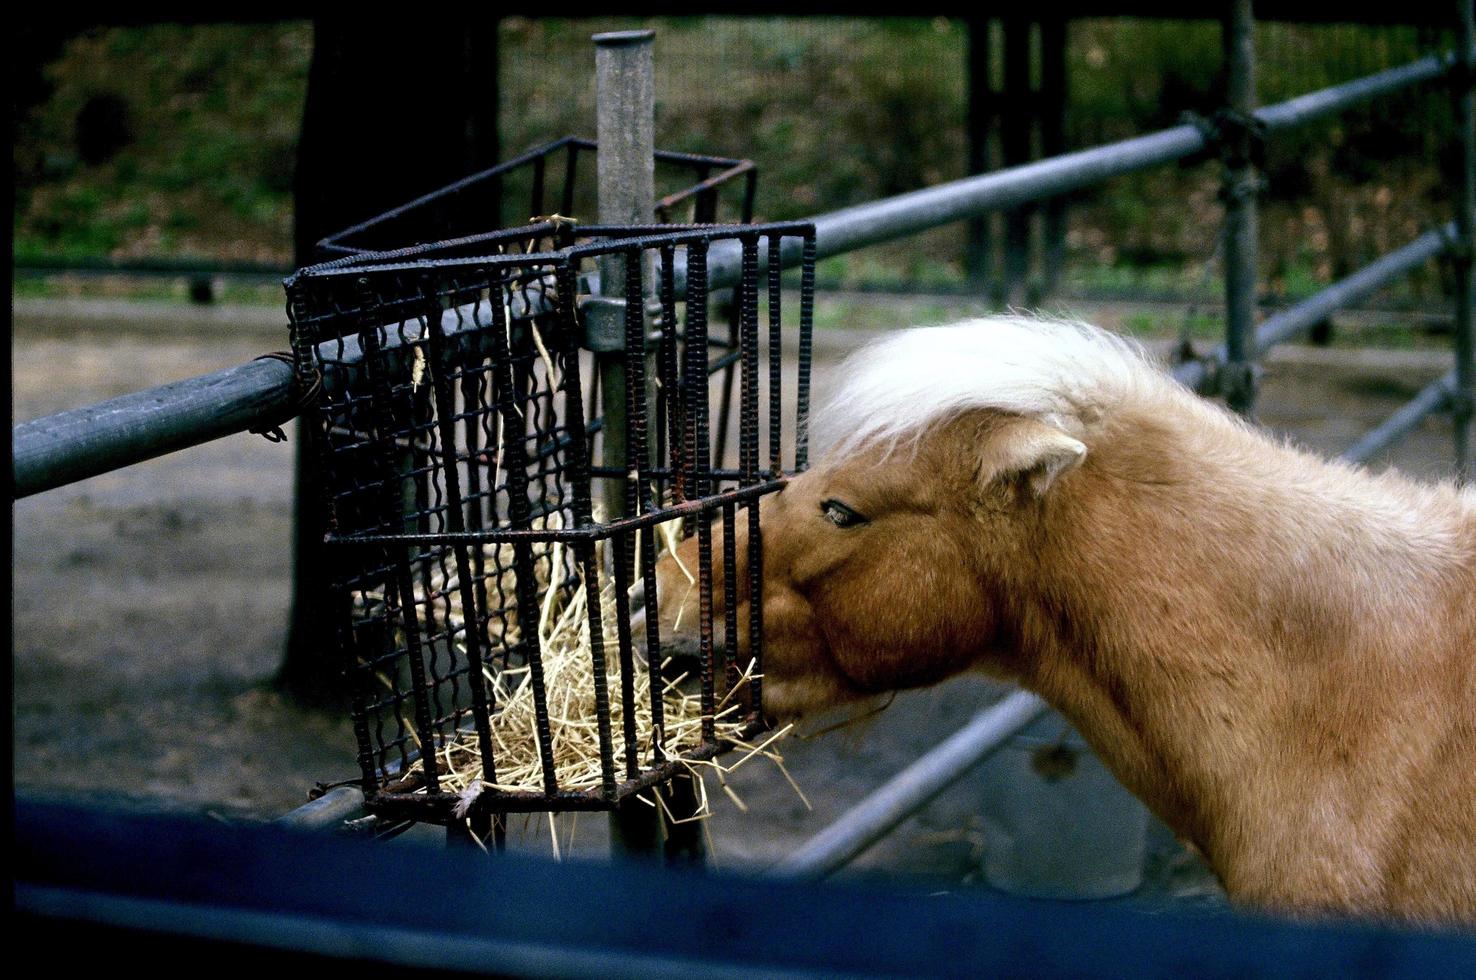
[287,221,815,824]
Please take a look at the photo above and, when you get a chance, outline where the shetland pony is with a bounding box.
[656,317,1475,924]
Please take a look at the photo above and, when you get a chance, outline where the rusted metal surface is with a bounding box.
[286,221,815,819]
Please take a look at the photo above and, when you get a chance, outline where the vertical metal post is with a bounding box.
[966,16,995,298]
[1453,0,1475,480]
[594,30,656,526]
[1040,15,1068,299]
[1221,0,1260,416]
[1002,16,1034,308]
[592,29,687,861]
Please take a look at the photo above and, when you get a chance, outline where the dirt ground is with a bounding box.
[12,295,1463,905]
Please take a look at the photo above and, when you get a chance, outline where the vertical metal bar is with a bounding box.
[739,236,761,484]
[488,278,558,796]
[796,236,817,471]
[1002,15,1033,308]
[531,154,547,219]
[1040,15,1068,299]
[1454,0,1475,480]
[578,539,618,800]
[419,278,498,789]
[746,485,765,715]
[685,244,711,501]
[966,15,995,297]
[612,248,651,780]
[767,234,784,476]
[713,296,739,473]
[640,515,668,763]
[357,287,440,794]
[1222,0,1260,417]
[659,244,682,502]
[561,140,580,219]
[458,337,491,670]
[721,503,740,695]
[662,772,707,866]
[686,243,717,744]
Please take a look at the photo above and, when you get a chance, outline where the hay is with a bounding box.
[366,512,798,822]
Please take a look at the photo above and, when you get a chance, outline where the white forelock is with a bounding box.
[808,316,1166,459]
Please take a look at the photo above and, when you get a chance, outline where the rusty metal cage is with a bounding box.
[286,220,816,824]
[313,136,757,261]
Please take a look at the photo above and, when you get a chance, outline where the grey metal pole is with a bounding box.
[1454,0,1475,480]
[274,786,366,832]
[1341,371,1459,466]
[12,357,295,497]
[1221,0,1260,416]
[593,29,672,861]
[594,30,656,526]
[775,690,1047,880]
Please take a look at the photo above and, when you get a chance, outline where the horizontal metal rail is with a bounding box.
[273,786,367,832]
[13,357,296,498]
[701,49,1466,291]
[11,49,1464,500]
[1341,370,1458,464]
[774,690,1048,880]
[1172,224,1456,393]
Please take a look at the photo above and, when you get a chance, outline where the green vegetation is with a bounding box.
[12,17,1458,313]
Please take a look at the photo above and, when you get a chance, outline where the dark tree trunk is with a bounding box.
[277,16,500,704]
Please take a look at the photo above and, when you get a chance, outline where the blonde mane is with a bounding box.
[810,316,1174,459]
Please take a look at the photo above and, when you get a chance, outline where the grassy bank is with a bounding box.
[13,17,1458,305]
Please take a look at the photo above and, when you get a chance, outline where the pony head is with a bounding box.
[654,316,1168,721]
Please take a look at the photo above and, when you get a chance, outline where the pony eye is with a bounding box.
[820,499,868,528]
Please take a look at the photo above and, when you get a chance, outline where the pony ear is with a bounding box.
[979,417,1087,496]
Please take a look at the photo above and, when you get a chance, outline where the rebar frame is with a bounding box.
[285,221,815,823]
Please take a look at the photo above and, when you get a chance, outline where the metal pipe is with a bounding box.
[1257,49,1461,134]
[14,52,1465,500]
[1221,0,1259,416]
[274,786,366,832]
[774,690,1048,881]
[1255,226,1453,354]
[1454,0,1475,480]
[594,28,656,529]
[1170,225,1455,394]
[593,27,669,861]
[12,357,295,498]
[1340,371,1457,465]
[701,49,1463,293]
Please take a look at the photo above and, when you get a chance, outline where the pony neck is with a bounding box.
[1002,391,1470,864]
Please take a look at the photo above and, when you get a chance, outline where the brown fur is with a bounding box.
[657,386,1476,925]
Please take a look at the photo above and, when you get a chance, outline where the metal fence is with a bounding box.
[10,4,1475,876]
